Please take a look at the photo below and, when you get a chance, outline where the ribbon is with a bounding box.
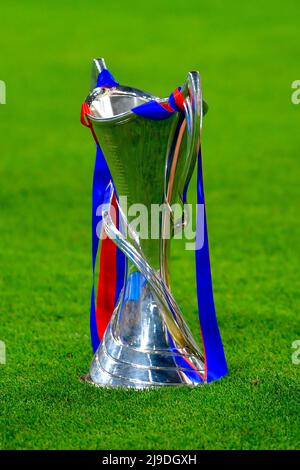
[132,87,184,120]
[96,69,119,88]
[195,150,228,382]
[84,69,125,353]
[89,145,125,352]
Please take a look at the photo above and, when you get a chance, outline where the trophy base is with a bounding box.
[86,272,205,389]
[82,373,203,389]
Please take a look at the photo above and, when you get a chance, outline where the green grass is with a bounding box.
[0,0,299,450]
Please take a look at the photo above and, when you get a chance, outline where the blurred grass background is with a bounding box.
[0,0,299,450]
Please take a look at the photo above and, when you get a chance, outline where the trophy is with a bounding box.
[81,59,227,388]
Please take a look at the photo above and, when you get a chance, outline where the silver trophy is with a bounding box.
[83,58,209,388]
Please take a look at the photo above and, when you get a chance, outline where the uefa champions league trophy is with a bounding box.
[81,58,227,388]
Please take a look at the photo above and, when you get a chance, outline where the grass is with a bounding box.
[0,0,299,450]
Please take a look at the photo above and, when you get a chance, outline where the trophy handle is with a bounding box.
[90,58,107,91]
[161,71,205,287]
[180,71,204,196]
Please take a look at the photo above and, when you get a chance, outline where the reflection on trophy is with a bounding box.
[81,58,227,388]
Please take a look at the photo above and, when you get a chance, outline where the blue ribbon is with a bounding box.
[195,149,228,382]
[132,101,173,120]
[89,69,125,353]
[90,145,125,353]
[96,69,119,88]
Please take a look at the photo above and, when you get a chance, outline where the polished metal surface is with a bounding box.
[85,58,207,388]
[88,272,204,388]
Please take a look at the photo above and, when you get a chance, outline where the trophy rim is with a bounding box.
[85,85,170,124]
